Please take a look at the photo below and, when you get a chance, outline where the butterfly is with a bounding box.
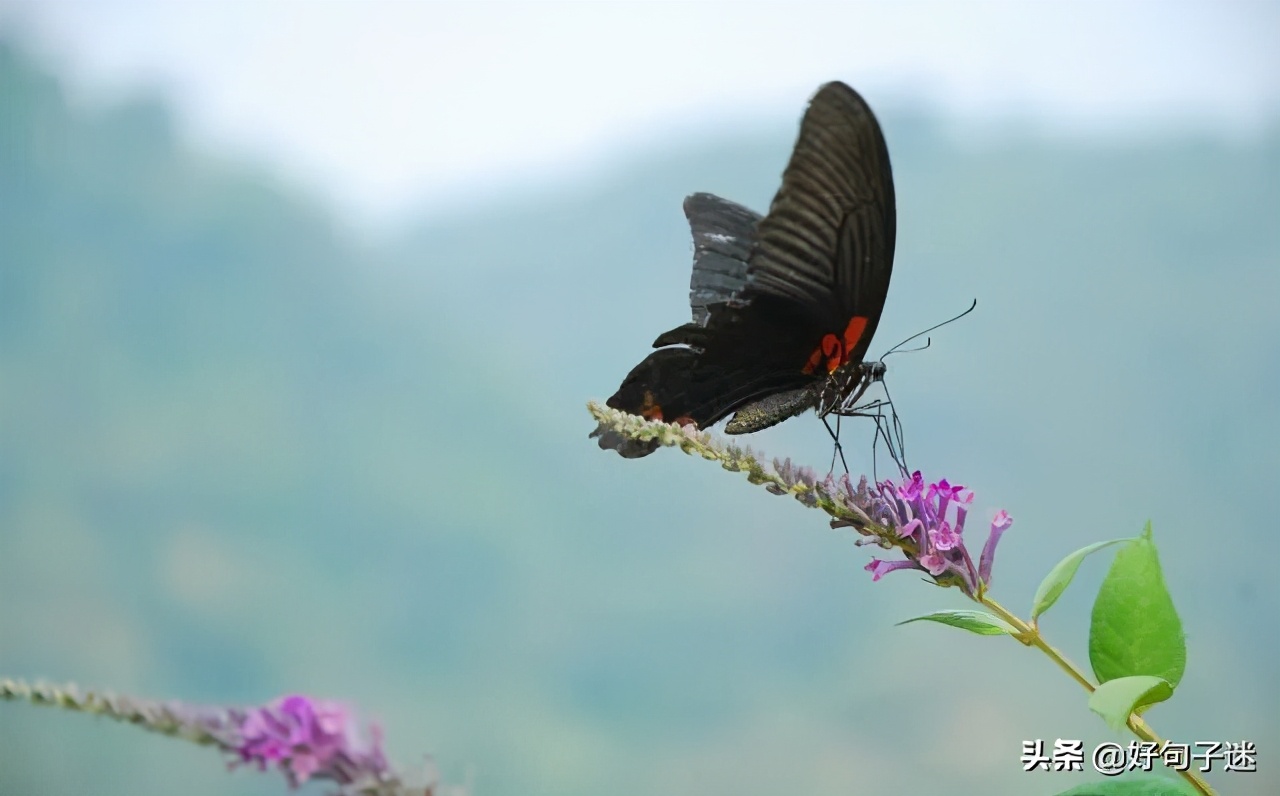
[596,81,897,463]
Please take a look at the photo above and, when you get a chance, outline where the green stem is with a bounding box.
[980,598,1214,796]
[1,678,229,749]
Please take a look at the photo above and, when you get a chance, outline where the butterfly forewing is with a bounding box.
[749,81,896,358]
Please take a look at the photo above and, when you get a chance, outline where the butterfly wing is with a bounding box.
[748,81,896,365]
[682,192,761,326]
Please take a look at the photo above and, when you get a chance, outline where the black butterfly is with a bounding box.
[597,81,897,461]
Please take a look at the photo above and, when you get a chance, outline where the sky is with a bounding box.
[6,0,1279,227]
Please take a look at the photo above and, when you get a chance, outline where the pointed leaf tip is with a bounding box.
[897,609,1014,636]
[1032,539,1130,621]
[1089,530,1186,689]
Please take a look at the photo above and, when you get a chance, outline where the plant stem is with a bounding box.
[980,598,1215,796]
[1,678,231,748]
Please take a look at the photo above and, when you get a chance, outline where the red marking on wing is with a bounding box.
[802,316,870,375]
[841,316,868,357]
[803,347,825,375]
[821,334,842,372]
[638,390,665,421]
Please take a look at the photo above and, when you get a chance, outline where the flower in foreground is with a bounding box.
[587,402,1013,599]
[865,558,917,581]
[835,468,1013,596]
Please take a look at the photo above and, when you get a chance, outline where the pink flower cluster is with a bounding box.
[233,694,388,790]
[858,471,1013,595]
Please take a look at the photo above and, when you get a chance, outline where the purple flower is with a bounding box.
[896,517,924,542]
[927,478,972,529]
[842,471,1012,597]
[929,520,961,551]
[919,553,949,576]
[0,680,438,796]
[897,471,924,501]
[865,558,918,581]
[978,509,1014,586]
[234,694,388,789]
[926,478,963,502]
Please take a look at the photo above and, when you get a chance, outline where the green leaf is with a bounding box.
[896,609,1014,636]
[1032,538,1130,620]
[1089,522,1186,689]
[1053,775,1198,795]
[1088,675,1175,731]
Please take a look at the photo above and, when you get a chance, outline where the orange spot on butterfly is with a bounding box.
[803,347,825,375]
[803,316,869,375]
[639,391,665,421]
[841,316,868,357]
[821,334,842,372]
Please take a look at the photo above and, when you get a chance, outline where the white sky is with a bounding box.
[7,1,1279,227]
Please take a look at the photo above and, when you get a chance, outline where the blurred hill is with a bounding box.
[2,37,1277,796]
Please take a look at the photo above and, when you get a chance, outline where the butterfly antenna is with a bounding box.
[882,298,977,360]
[888,337,932,356]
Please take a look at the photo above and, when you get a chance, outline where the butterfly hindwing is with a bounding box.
[683,192,761,326]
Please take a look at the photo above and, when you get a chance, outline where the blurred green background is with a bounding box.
[1,6,1278,795]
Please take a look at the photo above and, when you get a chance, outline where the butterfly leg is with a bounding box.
[821,415,850,476]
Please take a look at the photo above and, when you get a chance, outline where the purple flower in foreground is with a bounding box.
[865,557,918,581]
[896,517,923,542]
[897,471,925,502]
[842,470,1012,597]
[979,509,1015,586]
[929,520,961,551]
[919,553,949,577]
[927,478,963,502]
[587,403,1017,600]
[234,694,389,790]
